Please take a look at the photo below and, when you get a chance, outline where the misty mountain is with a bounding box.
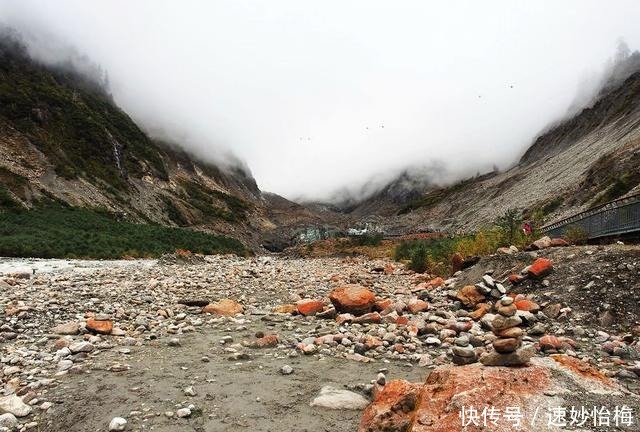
[318,45,640,229]
[0,33,319,248]
[383,61,640,233]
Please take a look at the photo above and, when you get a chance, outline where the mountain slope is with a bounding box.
[390,68,640,233]
[0,34,317,249]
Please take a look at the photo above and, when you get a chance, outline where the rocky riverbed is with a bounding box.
[1,245,640,431]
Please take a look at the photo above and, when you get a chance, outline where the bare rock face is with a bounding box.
[359,357,621,432]
[329,285,376,315]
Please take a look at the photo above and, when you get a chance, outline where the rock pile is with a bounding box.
[480,297,535,366]
[451,336,477,365]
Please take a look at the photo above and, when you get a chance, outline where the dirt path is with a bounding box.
[42,325,425,432]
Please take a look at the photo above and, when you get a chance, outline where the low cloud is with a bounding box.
[2,1,640,200]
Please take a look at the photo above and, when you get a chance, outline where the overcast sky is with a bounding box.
[2,1,640,200]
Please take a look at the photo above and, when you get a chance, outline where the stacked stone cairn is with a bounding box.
[480,296,535,366]
[451,335,477,365]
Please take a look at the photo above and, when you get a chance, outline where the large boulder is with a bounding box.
[329,285,376,315]
[201,299,243,316]
[359,356,623,432]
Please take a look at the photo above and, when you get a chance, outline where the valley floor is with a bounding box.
[1,246,640,431]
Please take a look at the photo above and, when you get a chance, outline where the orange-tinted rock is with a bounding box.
[86,318,113,335]
[538,335,561,351]
[508,274,525,285]
[407,299,429,314]
[451,253,464,273]
[384,263,395,275]
[276,304,298,314]
[296,299,325,316]
[358,380,422,432]
[395,316,410,326]
[528,258,553,278]
[447,320,473,334]
[514,299,540,313]
[201,299,243,316]
[468,303,490,320]
[550,354,615,388]
[550,238,569,247]
[493,337,521,353]
[364,335,383,350]
[426,277,445,289]
[456,285,486,308]
[494,327,524,338]
[329,285,376,315]
[375,298,393,311]
[354,312,381,324]
[497,304,517,317]
[273,304,297,314]
[248,334,279,348]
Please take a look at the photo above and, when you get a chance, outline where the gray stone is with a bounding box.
[69,342,94,353]
[176,408,191,418]
[492,315,522,331]
[480,345,536,367]
[109,417,127,431]
[452,345,476,358]
[482,275,495,288]
[0,413,18,429]
[0,394,32,417]
[309,386,369,410]
[280,365,294,375]
[51,322,79,335]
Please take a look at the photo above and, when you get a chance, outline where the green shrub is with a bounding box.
[162,196,189,226]
[0,203,248,259]
[179,181,249,223]
[494,208,523,246]
[348,232,383,247]
[541,197,563,215]
[593,172,640,205]
[564,226,588,245]
[409,242,429,273]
